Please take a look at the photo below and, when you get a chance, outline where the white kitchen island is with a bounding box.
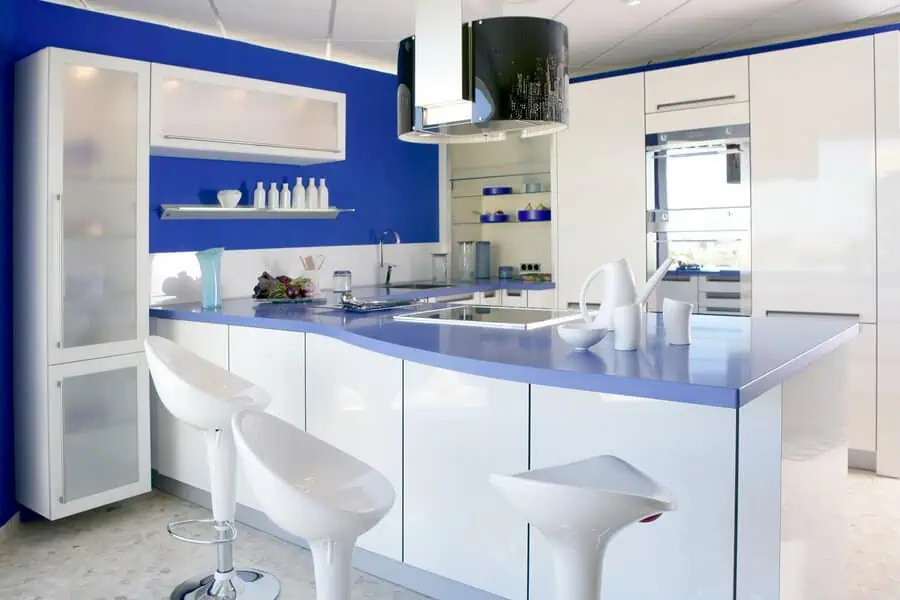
[149,299,858,600]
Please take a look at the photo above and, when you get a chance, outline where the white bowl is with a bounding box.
[556,322,608,351]
[217,189,242,208]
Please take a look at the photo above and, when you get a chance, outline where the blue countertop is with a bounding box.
[150,298,858,409]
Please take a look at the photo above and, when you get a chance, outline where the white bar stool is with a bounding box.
[145,336,281,600]
[490,455,675,600]
[231,410,396,600]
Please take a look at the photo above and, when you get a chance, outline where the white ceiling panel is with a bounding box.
[333,0,415,42]
[330,40,401,71]
[665,0,802,22]
[215,0,331,39]
[86,0,220,32]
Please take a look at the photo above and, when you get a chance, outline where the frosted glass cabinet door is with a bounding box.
[48,50,149,365]
[48,352,150,519]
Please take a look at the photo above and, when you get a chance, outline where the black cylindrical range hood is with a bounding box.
[398,17,569,143]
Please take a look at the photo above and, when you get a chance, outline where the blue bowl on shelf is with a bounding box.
[483,186,513,196]
[517,209,551,222]
[480,212,510,223]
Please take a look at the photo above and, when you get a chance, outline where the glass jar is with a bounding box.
[332,270,352,293]
[431,253,449,283]
[457,241,476,281]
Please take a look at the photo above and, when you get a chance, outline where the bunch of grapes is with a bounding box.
[252,271,312,300]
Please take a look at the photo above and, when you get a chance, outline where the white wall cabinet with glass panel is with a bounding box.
[13,47,151,519]
[150,64,346,165]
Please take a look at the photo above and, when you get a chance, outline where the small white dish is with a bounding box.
[556,322,608,351]
[217,189,242,208]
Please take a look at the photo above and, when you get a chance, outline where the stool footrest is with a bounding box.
[167,519,237,545]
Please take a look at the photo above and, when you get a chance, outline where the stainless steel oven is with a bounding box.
[645,124,751,316]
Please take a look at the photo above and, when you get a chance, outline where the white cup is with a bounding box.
[663,297,693,345]
[613,303,640,351]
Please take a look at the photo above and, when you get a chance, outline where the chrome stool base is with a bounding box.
[171,568,280,600]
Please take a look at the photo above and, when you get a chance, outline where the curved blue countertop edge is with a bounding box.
[149,299,859,410]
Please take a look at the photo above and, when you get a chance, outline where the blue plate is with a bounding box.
[517,209,551,222]
[481,213,510,223]
[483,186,513,196]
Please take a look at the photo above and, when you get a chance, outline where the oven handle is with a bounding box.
[765,310,860,319]
[656,94,737,110]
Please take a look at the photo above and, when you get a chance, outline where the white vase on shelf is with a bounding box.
[280,183,291,209]
[267,182,279,210]
[292,177,306,209]
[319,178,329,209]
[306,179,319,210]
[253,181,265,209]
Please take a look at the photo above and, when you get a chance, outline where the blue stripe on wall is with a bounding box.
[0,0,437,527]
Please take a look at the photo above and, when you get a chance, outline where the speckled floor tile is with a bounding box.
[0,490,430,600]
[1,472,898,599]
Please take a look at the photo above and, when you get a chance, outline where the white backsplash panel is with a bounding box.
[150,243,439,305]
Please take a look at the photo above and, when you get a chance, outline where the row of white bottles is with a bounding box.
[252,178,329,210]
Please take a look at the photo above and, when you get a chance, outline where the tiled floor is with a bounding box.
[0,470,897,599]
[0,490,429,600]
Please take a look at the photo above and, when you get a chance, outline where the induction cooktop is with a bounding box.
[392,305,583,330]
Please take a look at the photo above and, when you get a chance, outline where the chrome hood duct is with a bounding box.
[397,17,569,144]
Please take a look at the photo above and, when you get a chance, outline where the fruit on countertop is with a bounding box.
[252,271,312,300]
[524,202,549,210]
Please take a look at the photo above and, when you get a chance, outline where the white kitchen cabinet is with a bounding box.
[526,288,556,309]
[13,47,150,519]
[557,74,646,308]
[750,37,876,323]
[481,290,502,306]
[848,325,877,456]
[306,334,403,561]
[501,289,527,307]
[150,64,346,165]
[645,57,748,114]
[149,318,229,494]
[875,31,900,476]
[404,362,529,599]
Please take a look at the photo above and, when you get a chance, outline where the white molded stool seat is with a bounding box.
[232,410,396,600]
[145,336,280,600]
[490,455,675,600]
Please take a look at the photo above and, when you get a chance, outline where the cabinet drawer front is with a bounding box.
[151,64,346,163]
[645,57,749,114]
[698,276,742,294]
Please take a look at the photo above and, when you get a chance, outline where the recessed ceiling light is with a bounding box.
[624,0,641,5]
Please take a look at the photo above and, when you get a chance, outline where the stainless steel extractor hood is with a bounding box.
[397,17,569,144]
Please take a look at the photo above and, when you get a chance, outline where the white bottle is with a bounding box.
[318,178,329,209]
[267,182,279,209]
[280,183,291,209]
[292,177,306,209]
[253,181,265,209]
[306,178,319,210]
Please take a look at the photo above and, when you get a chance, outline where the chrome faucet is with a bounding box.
[378,229,401,286]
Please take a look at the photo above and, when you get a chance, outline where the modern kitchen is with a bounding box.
[0,0,898,599]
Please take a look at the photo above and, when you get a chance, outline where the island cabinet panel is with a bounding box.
[306,334,403,562]
[149,318,229,495]
[750,36,876,323]
[228,325,307,511]
[529,385,737,600]
[403,362,529,600]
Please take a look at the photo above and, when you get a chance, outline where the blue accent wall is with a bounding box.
[0,0,437,526]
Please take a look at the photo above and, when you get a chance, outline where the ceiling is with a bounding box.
[44,0,900,76]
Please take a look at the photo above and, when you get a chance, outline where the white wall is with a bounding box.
[150,243,440,305]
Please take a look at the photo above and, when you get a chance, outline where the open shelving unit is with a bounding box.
[159,205,355,220]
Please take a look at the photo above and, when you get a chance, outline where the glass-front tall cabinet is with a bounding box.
[13,47,150,520]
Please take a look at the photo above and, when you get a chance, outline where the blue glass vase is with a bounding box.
[196,247,224,309]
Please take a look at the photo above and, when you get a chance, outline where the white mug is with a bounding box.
[613,303,640,351]
[662,297,692,345]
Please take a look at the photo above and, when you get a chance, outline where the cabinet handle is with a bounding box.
[765,310,860,319]
[663,275,692,282]
[702,306,742,314]
[703,291,741,300]
[54,194,63,349]
[506,290,523,297]
[705,275,741,283]
[162,134,341,153]
[656,94,737,110]
[568,302,601,309]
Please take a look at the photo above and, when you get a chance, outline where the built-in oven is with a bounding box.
[645,124,751,317]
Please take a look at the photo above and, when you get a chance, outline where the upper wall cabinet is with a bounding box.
[150,64,346,165]
[644,57,749,114]
[750,37,876,322]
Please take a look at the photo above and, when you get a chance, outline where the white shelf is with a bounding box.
[159,205,355,220]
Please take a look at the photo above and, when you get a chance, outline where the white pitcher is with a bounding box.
[579,256,675,330]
